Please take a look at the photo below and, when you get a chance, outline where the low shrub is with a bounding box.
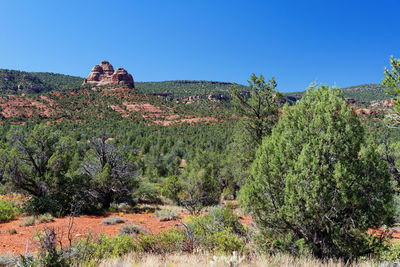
[8,227,17,234]
[70,233,141,265]
[138,228,186,254]
[190,206,247,237]
[186,206,248,253]
[201,228,246,253]
[154,209,179,221]
[101,216,125,225]
[0,200,18,223]
[21,216,36,226]
[119,223,146,235]
[38,213,54,223]
[379,240,400,263]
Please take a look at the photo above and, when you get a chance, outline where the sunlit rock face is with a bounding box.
[83,61,134,88]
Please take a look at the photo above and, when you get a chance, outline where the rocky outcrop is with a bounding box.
[207,94,229,103]
[83,61,134,88]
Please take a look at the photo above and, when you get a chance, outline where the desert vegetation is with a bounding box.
[1,58,400,266]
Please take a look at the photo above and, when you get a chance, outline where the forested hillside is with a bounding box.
[0,69,83,93]
[0,70,392,105]
[136,80,249,97]
[286,84,391,103]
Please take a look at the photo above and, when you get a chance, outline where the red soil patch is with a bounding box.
[0,212,185,256]
[109,105,129,117]
[0,95,55,118]
[368,227,400,240]
[153,116,219,126]
[0,210,252,256]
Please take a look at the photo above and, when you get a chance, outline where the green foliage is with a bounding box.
[137,228,186,254]
[162,175,182,202]
[38,213,54,223]
[23,196,64,215]
[0,69,83,94]
[186,206,248,253]
[200,228,246,254]
[136,80,248,97]
[231,73,281,146]
[71,233,140,266]
[0,200,18,223]
[3,124,80,215]
[380,241,400,263]
[227,73,281,191]
[164,150,221,215]
[133,180,162,204]
[82,134,139,210]
[383,56,400,117]
[342,84,391,102]
[286,84,391,103]
[240,85,395,259]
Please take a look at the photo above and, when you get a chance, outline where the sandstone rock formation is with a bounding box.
[83,61,134,88]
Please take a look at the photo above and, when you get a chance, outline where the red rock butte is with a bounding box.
[82,61,135,88]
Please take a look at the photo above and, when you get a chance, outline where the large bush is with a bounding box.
[240,85,395,259]
[186,206,248,253]
[3,124,82,215]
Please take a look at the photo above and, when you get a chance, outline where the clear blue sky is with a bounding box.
[1,0,399,92]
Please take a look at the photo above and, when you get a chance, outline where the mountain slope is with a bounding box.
[136,80,248,97]
[0,69,83,93]
[285,84,391,103]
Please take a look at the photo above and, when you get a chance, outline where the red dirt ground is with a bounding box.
[0,212,184,256]
[0,211,252,256]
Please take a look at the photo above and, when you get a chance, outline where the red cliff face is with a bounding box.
[83,61,134,88]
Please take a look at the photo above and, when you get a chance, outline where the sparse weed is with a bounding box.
[0,252,17,266]
[119,223,146,235]
[101,216,125,225]
[21,216,36,226]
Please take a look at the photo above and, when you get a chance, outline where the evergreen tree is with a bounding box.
[383,56,400,124]
[240,85,395,258]
[3,124,78,214]
[163,150,220,215]
[227,73,281,192]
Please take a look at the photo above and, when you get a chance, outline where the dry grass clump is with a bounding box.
[99,253,379,267]
[101,216,125,225]
[20,216,36,226]
[119,223,146,235]
[154,208,179,221]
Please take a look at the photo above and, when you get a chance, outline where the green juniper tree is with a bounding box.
[240,85,395,259]
[3,124,78,214]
